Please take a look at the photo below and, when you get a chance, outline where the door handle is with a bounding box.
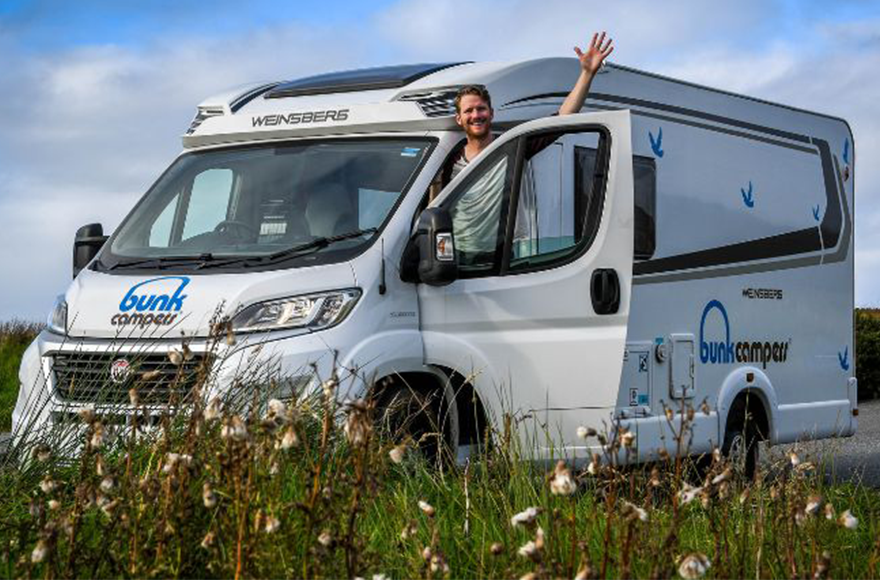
[591,268,620,315]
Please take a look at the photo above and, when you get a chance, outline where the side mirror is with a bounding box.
[73,223,109,279]
[400,208,458,286]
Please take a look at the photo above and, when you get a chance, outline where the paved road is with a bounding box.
[768,399,880,487]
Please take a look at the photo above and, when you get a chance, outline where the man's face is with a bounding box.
[455,94,493,139]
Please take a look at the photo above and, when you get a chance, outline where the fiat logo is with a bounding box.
[110,359,132,384]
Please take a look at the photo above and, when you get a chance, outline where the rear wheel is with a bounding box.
[723,416,759,480]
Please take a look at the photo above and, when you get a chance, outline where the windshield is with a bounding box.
[103,138,432,271]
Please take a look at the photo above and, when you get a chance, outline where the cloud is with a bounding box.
[1,2,879,318]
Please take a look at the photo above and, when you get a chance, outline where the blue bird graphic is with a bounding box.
[741,181,755,208]
[649,127,664,158]
[843,139,850,165]
[812,205,821,221]
[839,346,850,371]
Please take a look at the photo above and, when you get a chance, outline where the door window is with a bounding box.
[508,130,607,273]
[444,143,516,275]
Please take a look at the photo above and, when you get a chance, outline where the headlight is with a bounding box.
[47,295,68,336]
[231,289,361,333]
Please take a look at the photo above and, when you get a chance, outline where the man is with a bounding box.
[432,31,614,196]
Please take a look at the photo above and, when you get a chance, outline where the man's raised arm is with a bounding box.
[559,32,614,116]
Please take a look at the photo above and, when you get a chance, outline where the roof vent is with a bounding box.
[264,63,468,99]
[397,89,461,118]
[186,106,225,135]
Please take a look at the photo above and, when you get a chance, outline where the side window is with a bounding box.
[509,131,607,272]
[633,155,656,260]
[148,193,180,248]
[181,168,234,240]
[444,143,515,276]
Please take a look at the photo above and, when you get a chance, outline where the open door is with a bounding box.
[419,111,634,451]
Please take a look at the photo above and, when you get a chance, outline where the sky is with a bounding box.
[1,0,879,320]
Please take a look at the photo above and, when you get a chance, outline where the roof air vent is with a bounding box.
[186,106,225,135]
[398,89,461,118]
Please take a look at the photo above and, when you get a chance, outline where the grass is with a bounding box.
[0,321,41,431]
[0,320,878,578]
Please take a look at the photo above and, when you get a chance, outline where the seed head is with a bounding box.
[622,500,649,522]
[711,468,732,486]
[31,539,49,564]
[99,477,114,493]
[825,503,835,520]
[78,407,96,424]
[576,426,597,439]
[587,459,599,476]
[430,552,450,574]
[34,444,51,463]
[575,565,592,580]
[789,451,801,468]
[712,447,722,463]
[678,553,711,579]
[203,482,217,509]
[264,515,281,534]
[226,326,236,346]
[518,540,539,559]
[221,415,248,441]
[665,407,674,421]
[48,499,60,511]
[39,476,57,495]
[277,427,299,450]
[322,377,338,398]
[168,349,183,366]
[700,400,712,415]
[201,531,215,549]
[90,423,105,449]
[510,506,540,527]
[490,542,504,555]
[204,397,222,422]
[95,455,106,477]
[678,484,703,506]
[421,546,432,561]
[418,500,435,517]
[128,388,140,407]
[620,430,636,448]
[400,521,418,541]
[343,400,372,446]
[839,509,858,529]
[805,495,822,515]
[389,443,407,464]
[317,530,333,547]
[549,460,577,496]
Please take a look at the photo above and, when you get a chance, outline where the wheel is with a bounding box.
[375,385,451,467]
[722,418,759,480]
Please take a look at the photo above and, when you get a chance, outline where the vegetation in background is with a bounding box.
[0,321,41,431]
[857,309,880,400]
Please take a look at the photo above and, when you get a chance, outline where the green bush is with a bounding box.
[856,309,880,401]
[0,321,42,431]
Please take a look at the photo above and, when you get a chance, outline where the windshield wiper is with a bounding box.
[196,228,378,270]
[107,253,215,271]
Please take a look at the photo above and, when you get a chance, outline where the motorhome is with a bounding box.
[11,59,856,466]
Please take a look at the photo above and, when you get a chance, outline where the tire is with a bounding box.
[375,386,449,466]
[722,417,759,480]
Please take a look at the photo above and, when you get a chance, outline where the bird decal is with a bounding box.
[649,127,664,158]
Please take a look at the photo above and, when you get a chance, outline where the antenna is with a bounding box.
[379,238,387,295]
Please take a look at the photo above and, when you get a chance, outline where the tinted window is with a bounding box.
[634,156,656,260]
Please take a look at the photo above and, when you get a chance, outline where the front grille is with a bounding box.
[52,351,209,406]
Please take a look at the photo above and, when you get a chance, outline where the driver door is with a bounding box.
[420,111,634,451]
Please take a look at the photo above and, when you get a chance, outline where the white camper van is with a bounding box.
[12,59,856,465]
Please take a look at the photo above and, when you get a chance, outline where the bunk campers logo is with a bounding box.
[111,276,190,328]
[699,299,790,369]
[251,108,350,128]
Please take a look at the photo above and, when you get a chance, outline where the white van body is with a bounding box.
[12,58,856,460]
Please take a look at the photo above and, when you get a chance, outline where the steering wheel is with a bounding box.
[213,220,258,241]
